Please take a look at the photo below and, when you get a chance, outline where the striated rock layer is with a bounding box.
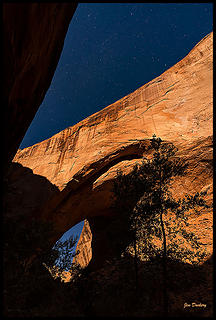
[12,32,213,268]
[73,220,92,268]
[3,3,77,168]
[14,32,213,190]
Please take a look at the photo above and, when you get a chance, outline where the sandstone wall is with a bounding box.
[73,220,92,268]
[14,32,212,191]
[11,32,213,268]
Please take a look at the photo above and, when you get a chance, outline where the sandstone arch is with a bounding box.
[3,5,213,316]
[7,31,213,268]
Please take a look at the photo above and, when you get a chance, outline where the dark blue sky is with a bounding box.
[20,3,213,242]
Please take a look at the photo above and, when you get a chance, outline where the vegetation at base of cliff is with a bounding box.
[113,134,211,316]
[3,216,79,316]
[3,136,212,317]
[3,212,212,317]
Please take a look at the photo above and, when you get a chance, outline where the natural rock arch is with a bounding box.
[5,26,213,269]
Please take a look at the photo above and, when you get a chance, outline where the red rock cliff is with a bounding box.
[12,32,213,268]
[14,32,212,190]
[73,220,92,268]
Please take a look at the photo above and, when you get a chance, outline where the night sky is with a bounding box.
[19,3,213,242]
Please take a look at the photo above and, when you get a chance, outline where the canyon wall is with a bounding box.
[73,220,92,268]
[11,32,213,268]
[14,32,213,190]
[3,3,77,168]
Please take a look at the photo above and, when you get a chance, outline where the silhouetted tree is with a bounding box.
[44,234,80,280]
[3,216,79,316]
[113,135,210,316]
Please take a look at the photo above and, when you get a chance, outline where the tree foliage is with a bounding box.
[3,216,79,316]
[113,135,210,315]
[44,234,80,279]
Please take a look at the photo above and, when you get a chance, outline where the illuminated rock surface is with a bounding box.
[11,32,213,268]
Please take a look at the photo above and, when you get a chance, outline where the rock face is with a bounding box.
[11,32,213,268]
[3,3,77,168]
[73,220,92,268]
[14,32,213,190]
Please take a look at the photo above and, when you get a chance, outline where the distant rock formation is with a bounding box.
[10,32,213,268]
[73,220,92,268]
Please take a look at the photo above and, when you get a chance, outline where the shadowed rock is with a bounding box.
[3,3,77,168]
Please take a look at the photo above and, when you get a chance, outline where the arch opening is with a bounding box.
[45,220,92,282]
